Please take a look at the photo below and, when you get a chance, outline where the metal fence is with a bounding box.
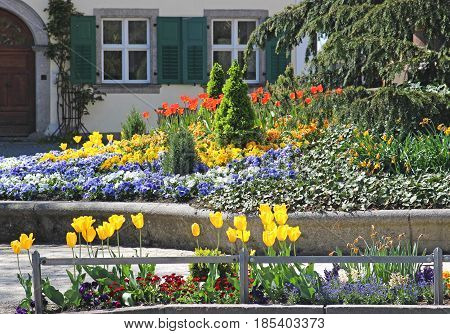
[31,247,448,314]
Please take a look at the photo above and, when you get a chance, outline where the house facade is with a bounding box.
[0,0,308,137]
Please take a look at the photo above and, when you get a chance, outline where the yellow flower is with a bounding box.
[82,226,96,243]
[437,124,445,132]
[131,213,144,229]
[288,226,301,242]
[363,130,369,137]
[259,210,274,229]
[107,134,114,142]
[191,223,200,237]
[277,225,289,241]
[109,214,126,231]
[60,143,68,151]
[226,227,238,243]
[102,222,115,238]
[19,233,35,250]
[11,240,21,254]
[274,211,288,226]
[96,226,108,241]
[262,229,276,247]
[66,232,77,248]
[233,215,247,231]
[72,216,95,233]
[242,230,250,243]
[419,118,430,126]
[73,136,82,144]
[259,203,272,214]
[209,212,223,229]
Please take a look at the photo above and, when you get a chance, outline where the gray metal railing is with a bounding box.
[31,247,447,314]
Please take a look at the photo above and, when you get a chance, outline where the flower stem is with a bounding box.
[78,232,82,258]
[117,232,121,257]
[139,230,142,258]
[71,248,76,276]
[217,229,220,250]
[16,254,22,276]
[27,250,32,268]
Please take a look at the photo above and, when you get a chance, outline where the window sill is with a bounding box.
[95,84,161,94]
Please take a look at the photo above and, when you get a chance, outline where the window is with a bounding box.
[212,19,259,83]
[102,19,150,83]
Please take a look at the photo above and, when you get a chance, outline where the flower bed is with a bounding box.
[9,208,450,313]
[0,124,448,213]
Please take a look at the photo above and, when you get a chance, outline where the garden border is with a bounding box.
[1,201,449,254]
[31,248,449,314]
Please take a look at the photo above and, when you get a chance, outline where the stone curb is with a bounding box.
[0,201,449,254]
[83,304,450,314]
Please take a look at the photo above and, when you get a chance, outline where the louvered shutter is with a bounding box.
[266,38,291,83]
[70,16,96,85]
[157,17,182,84]
[182,17,207,84]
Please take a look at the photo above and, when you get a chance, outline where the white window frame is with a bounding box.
[101,18,151,84]
[211,19,259,84]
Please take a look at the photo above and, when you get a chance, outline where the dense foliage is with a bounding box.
[246,0,450,87]
[214,62,260,147]
[121,108,147,140]
[162,127,197,176]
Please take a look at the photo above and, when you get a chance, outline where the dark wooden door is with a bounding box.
[0,9,35,137]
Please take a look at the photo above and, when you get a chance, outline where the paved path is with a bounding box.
[0,244,194,314]
[0,141,58,158]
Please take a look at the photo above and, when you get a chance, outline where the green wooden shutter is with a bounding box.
[266,38,291,83]
[157,17,182,84]
[70,16,96,85]
[182,17,207,84]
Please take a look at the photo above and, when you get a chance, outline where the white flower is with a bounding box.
[338,269,349,284]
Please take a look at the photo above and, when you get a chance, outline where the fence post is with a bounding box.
[433,247,443,305]
[32,251,43,314]
[239,248,249,304]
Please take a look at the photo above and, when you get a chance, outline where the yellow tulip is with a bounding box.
[274,211,288,225]
[102,221,115,238]
[81,216,96,232]
[259,203,272,213]
[131,213,144,229]
[73,136,82,144]
[109,214,126,231]
[82,226,96,243]
[19,233,34,250]
[226,227,238,243]
[60,143,67,151]
[96,226,108,241]
[241,230,250,243]
[66,232,77,248]
[233,215,247,231]
[274,204,288,225]
[191,223,200,237]
[71,217,84,233]
[259,210,274,229]
[262,230,276,247]
[288,226,301,242]
[107,134,114,142]
[277,224,289,241]
[11,240,21,254]
[209,212,223,229]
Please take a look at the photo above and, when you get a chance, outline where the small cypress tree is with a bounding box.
[206,63,226,98]
[121,108,147,140]
[214,61,260,147]
[163,127,197,175]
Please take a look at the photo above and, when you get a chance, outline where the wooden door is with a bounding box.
[0,9,35,136]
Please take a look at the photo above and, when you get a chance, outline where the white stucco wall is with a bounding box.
[19,0,297,133]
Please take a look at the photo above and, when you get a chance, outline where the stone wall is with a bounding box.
[0,201,449,254]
